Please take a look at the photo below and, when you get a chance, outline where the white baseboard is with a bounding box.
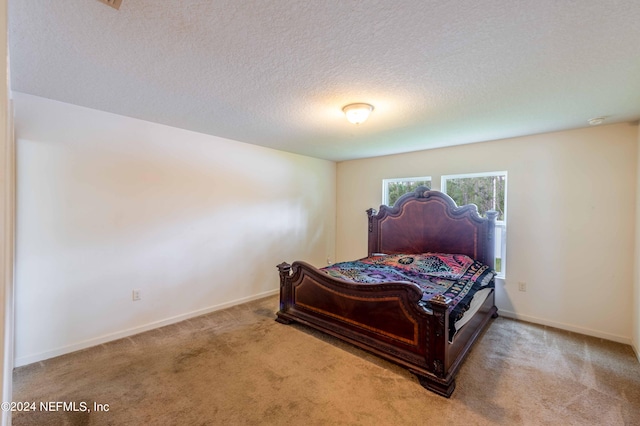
[14,289,279,367]
[498,309,632,345]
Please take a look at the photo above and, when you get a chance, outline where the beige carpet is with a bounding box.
[12,295,640,425]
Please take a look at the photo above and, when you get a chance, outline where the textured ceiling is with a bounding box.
[8,0,640,161]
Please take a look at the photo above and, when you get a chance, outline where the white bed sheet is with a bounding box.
[451,287,492,342]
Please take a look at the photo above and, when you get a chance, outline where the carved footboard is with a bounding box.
[276,261,460,396]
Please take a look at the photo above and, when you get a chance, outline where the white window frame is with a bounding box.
[441,171,507,278]
[382,176,431,206]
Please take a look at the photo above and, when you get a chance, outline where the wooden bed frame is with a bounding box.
[276,187,498,397]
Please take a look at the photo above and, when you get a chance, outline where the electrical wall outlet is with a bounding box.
[132,289,141,301]
[518,282,527,292]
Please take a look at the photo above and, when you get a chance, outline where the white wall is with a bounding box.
[635,124,640,360]
[14,93,336,366]
[0,0,13,422]
[337,123,638,343]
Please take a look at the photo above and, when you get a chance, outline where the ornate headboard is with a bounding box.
[367,187,497,268]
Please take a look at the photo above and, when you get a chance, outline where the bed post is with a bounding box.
[428,294,451,377]
[276,262,293,324]
[416,294,455,397]
[366,208,378,256]
[277,262,291,280]
[485,210,498,269]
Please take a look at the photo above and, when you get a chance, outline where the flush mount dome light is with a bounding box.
[342,103,374,125]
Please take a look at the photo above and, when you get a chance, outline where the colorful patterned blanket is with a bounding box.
[321,253,496,340]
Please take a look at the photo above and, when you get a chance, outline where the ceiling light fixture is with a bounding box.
[342,103,374,125]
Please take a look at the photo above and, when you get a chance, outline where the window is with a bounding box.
[382,176,431,206]
[442,172,507,277]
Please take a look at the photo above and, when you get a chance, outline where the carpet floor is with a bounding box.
[12,295,640,425]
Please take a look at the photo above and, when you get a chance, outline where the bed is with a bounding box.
[276,187,498,397]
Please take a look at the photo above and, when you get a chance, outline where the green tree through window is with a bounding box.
[442,172,507,276]
[388,181,430,206]
[383,178,431,206]
[444,175,505,220]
